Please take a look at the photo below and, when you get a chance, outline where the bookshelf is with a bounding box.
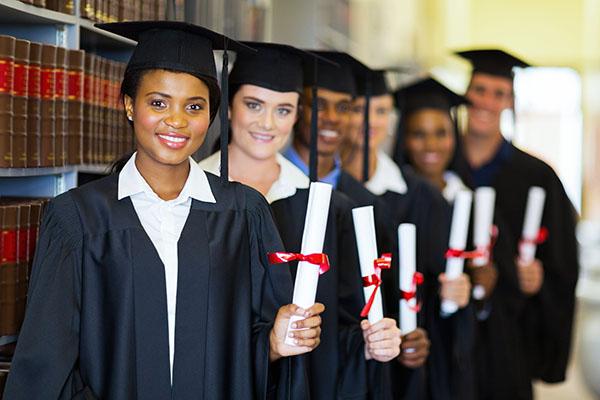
[0,0,135,200]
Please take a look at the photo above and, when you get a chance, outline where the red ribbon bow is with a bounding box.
[519,226,549,247]
[400,272,425,312]
[267,252,330,275]
[360,253,392,318]
[446,225,500,261]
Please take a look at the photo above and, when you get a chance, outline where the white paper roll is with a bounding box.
[519,186,546,264]
[399,223,417,334]
[352,206,384,324]
[472,187,496,299]
[286,181,332,345]
[441,189,472,315]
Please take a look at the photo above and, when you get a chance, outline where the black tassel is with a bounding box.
[309,58,319,182]
[362,73,371,183]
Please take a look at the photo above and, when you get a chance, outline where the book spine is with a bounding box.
[0,205,19,336]
[12,39,30,168]
[54,46,68,167]
[40,44,56,167]
[27,42,42,168]
[0,35,16,168]
[67,49,84,165]
[83,53,95,164]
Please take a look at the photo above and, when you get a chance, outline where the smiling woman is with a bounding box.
[2,22,312,400]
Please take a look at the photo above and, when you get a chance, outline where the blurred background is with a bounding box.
[187,0,600,398]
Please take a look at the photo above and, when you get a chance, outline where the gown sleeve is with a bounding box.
[3,193,90,400]
[245,187,308,400]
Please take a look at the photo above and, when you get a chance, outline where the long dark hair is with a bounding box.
[110,67,221,174]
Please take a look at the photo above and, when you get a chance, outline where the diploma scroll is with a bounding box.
[472,187,496,300]
[441,190,472,315]
[352,206,384,324]
[399,223,417,334]
[286,182,333,345]
[519,186,546,264]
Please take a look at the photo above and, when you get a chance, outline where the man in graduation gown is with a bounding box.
[455,48,580,398]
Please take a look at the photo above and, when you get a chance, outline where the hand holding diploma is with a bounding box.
[361,319,402,362]
[398,328,430,369]
[516,257,544,296]
[269,303,325,361]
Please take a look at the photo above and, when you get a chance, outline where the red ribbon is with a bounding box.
[445,225,500,261]
[360,253,392,318]
[520,226,549,247]
[267,252,330,275]
[400,272,425,312]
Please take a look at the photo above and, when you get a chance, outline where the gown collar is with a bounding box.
[365,151,408,195]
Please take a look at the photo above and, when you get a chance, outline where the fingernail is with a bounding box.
[288,332,294,338]
[292,323,297,329]
[294,339,299,345]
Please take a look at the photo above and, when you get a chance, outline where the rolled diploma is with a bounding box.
[352,206,384,324]
[441,190,472,315]
[399,223,417,334]
[286,181,332,345]
[472,187,496,299]
[519,186,546,264]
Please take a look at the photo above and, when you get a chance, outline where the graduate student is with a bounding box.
[283,50,402,398]
[199,42,381,399]
[3,22,320,400]
[396,77,530,399]
[455,49,579,397]
[342,71,472,400]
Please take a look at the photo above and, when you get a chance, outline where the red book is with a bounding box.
[54,46,68,166]
[83,53,95,164]
[67,49,84,165]
[40,44,56,167]
[0,205,19,336]
[27,42,42,168]
[12,39,30,168]
[0,35,15,168]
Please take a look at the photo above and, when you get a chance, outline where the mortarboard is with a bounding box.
[455,48,530,79]
[394,77,468,115]
[303,50,360,97]
[96,21,255,183]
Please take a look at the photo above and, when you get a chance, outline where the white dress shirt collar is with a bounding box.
[198,151,309,204]
[118,152,216,204]
[365,150,408,195]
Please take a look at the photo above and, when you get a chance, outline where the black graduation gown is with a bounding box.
[376,167,476,400]
[459,143,579,385]
[270,189,377,400]
[3,173,307,400]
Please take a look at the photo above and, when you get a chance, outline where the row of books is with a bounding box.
[0,199,49,340]
[19,0,76,15]
[0,34,134,168]
[81,0,168,23]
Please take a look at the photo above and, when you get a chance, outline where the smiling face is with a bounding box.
[123,69,211,168]
[297,87,352,157]
[348,94,394,151]
[465,72,514,137]
[404,108,455,181]
[229,84,299,161]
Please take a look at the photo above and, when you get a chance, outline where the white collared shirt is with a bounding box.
[365,151,408,195]
[442,170,470,203]
[199,151,309,204]
[118,152,216,383]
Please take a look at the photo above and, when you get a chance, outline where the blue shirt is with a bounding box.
[283,145,342,188]
[469,138,514,187]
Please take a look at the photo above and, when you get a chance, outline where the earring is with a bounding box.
[127,115,133,121]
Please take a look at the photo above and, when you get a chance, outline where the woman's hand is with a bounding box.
[361,318,402,362]
[466,260,498,300]
[269,303,325,362]
[398,328,430,368]
[439,272,471,308]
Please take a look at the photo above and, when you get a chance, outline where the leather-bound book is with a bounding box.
[40,44,56,167]
[0,35,15,168]
[67,49,84,165]
[54,46,68,166]
[82,0,95,20]
[0,205,19,336]
[83,53,95,164]
[15,203,30,333]
[27,42,42,168]
[12,39,30,168]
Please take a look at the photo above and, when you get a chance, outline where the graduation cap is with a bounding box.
[95,21,255,183]
[230,42,334,94]
[392,77,468,167]
[303,50,360,97]
[455,49,531,79]
[355,69,391,98]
